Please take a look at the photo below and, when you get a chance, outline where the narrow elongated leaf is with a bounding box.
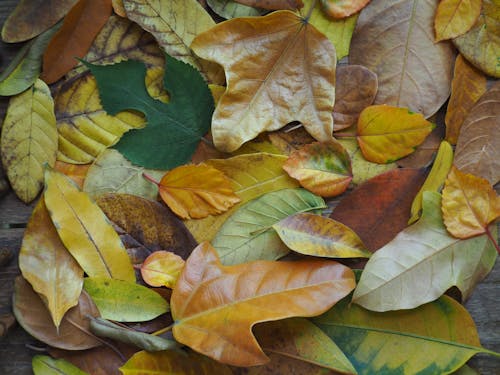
[32,355,88,375]
[170,242,356,366]
[141,251,185,288]
[212,188,326,265]
[44,169,135,282]
[434,0,482,41]
[207,0,267,18]
[1,79,58,203]
[314,296,499,375]
[353,191,498,311]
[19,200,83,328]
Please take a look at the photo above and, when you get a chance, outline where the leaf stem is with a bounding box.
[142,172,160,186]
[303,0,317,22]
[153,323,174,336]
[334,132,357,138]
[485,225,500,255]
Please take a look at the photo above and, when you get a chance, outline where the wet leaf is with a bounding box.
[170,242,355,366]
[0,79,58,203]
[320,0,371,18]
[442,166,500,239]
[353,191,498,310]
[212,188,326,265]
[141,251,185,288]
[44,169,135,281]
[32,355,88,375]
[357,105,435,163]
[350,0,455,118]
[234,0,303,9]
[13,277,101,350]
[207,0,267,18]
[191,10,336,152]
[330,168,427,252]
[19,199,83,328]
[283,141,352,197]
[434,0,482,41]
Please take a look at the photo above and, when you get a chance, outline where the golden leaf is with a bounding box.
[140,251,185,288]
[434,0,482,41]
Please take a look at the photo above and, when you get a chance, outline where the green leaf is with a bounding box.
[314,296,500,375]
[32,355,88,375]
[83,277,168,322]
[82,54,214,169]
[211,188,326,265]
[352,191,497,311]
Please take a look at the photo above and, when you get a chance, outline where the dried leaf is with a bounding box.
[112,0,127,16]
[442,166,500,239]
[41,0,113,84]
[454,81,500,185]
[445,55,487,145]
[234,0,303,9]
[0,79,58,203]
[191,10,336,152]
[350,0,456,118]
[19,199,83,328]
[283,141,352,197]
[207,0,267,18]
[434,0,482,41]
[170,242,355,366]
[357,105,435,163]
[32,355,88,375]
[13,277,101,350]
[331,168,427,251]
[273,213,371,258]
[396,123,443,168]
[54,161,90,189]
[141,251,185,288]
[212,188,326,265]
[44,169,135,281]
[320,0,371,18]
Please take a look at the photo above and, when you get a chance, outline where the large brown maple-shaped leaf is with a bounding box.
[191,10,336,153]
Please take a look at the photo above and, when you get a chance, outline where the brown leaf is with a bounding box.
[41,0,113,84]
[397,123,444,168]
[330,168,427,251]
[233,0,303,10]
[0,314,16,338]
[454,81,500,185]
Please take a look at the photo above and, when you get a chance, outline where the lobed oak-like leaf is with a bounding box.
[434,0,482,41]
[141,251,185,288]
[170,242,356,366]
[320,0,371,18]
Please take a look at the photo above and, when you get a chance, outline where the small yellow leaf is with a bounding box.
[434,0,482,41]
[320,0,371,19]
[141,251,185,288]
[442,166,500,239]
[157,164,240,219]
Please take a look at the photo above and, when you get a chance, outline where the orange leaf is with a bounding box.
[233,0,303,10]
[321,0,371,19]
[54,161,90,189]
[434,0,482,41]
[170,242,355,366]
[156,164,240,219]
[141,251,185,288]
[41,0,113,84]
[442,166,500,239]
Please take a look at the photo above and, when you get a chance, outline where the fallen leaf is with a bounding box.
[454,80,500,185]
[207,0,267,18]
[352,191,498,310]
[141,251,185,288]
[350,0,456,118]
[112,0,126,16]
[13,277,101,350]
[212,188,326,265]
[122,0,224,84]
[453,0,500,77]
[44,169,135,281]
[54,161,90,189]
[333,64,378,131]
[442,166,500,239]
[283,141,352,197]
[0,314,15,338]
[191,10,336,152]
[32,355,88,375]
[84,55,214,169]
[170,242,355,366]
[320,0,371,18]
[1,0,77,42]
[273,213,371,258]
[434,0,482,41]
[315,295,499,374]
[396,123,443,168]
[0,79,58,203]
[234,0,303,9]
[19,199,83,328]
[155,164,240,219]
[445,55,487,145]
[41,0,113,84]
[357,105,435,163]
[330,168,427,251]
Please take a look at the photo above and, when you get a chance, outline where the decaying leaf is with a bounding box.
[434,0,482,41]
[0,79,58,203]
[321,0,371,18]
[32,355,88,375]
[207,0,267,18]
[170,242,356,366]
[191,10,336,152]
[141,251,185,288]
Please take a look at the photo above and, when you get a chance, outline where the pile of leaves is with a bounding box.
[0,0,499,374]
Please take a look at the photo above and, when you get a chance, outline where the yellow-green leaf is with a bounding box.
[44,169,135,282]
[32,355,88,375]
[83,277,168,322]
[357,105,435,164]
[141,251,185,288]
[207,0,267,18]
[1,79,57,203]
[434,0,482,41]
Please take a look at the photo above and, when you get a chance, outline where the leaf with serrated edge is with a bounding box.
[32,355,88,375]
[170,242,355,366]
[353,191,497,310]
[434,0,482,41]
[1,79,58,203]
[212,188,326,265]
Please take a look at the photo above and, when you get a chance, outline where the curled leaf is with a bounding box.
[141,251,185,288]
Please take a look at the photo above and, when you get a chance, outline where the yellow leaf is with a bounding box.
[357,105,435,164]
[112,0,126,16]
[442,166,500,239]
[156,164,240,219]
[0,79,58,203]
[434,0,482,41]
[141,251,185,288]
[170,242,355,366]
[54,161,90,189]
[44,169,135,282]
[191,10,336,153]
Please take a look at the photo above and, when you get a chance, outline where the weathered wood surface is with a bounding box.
[0,0,499,374]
